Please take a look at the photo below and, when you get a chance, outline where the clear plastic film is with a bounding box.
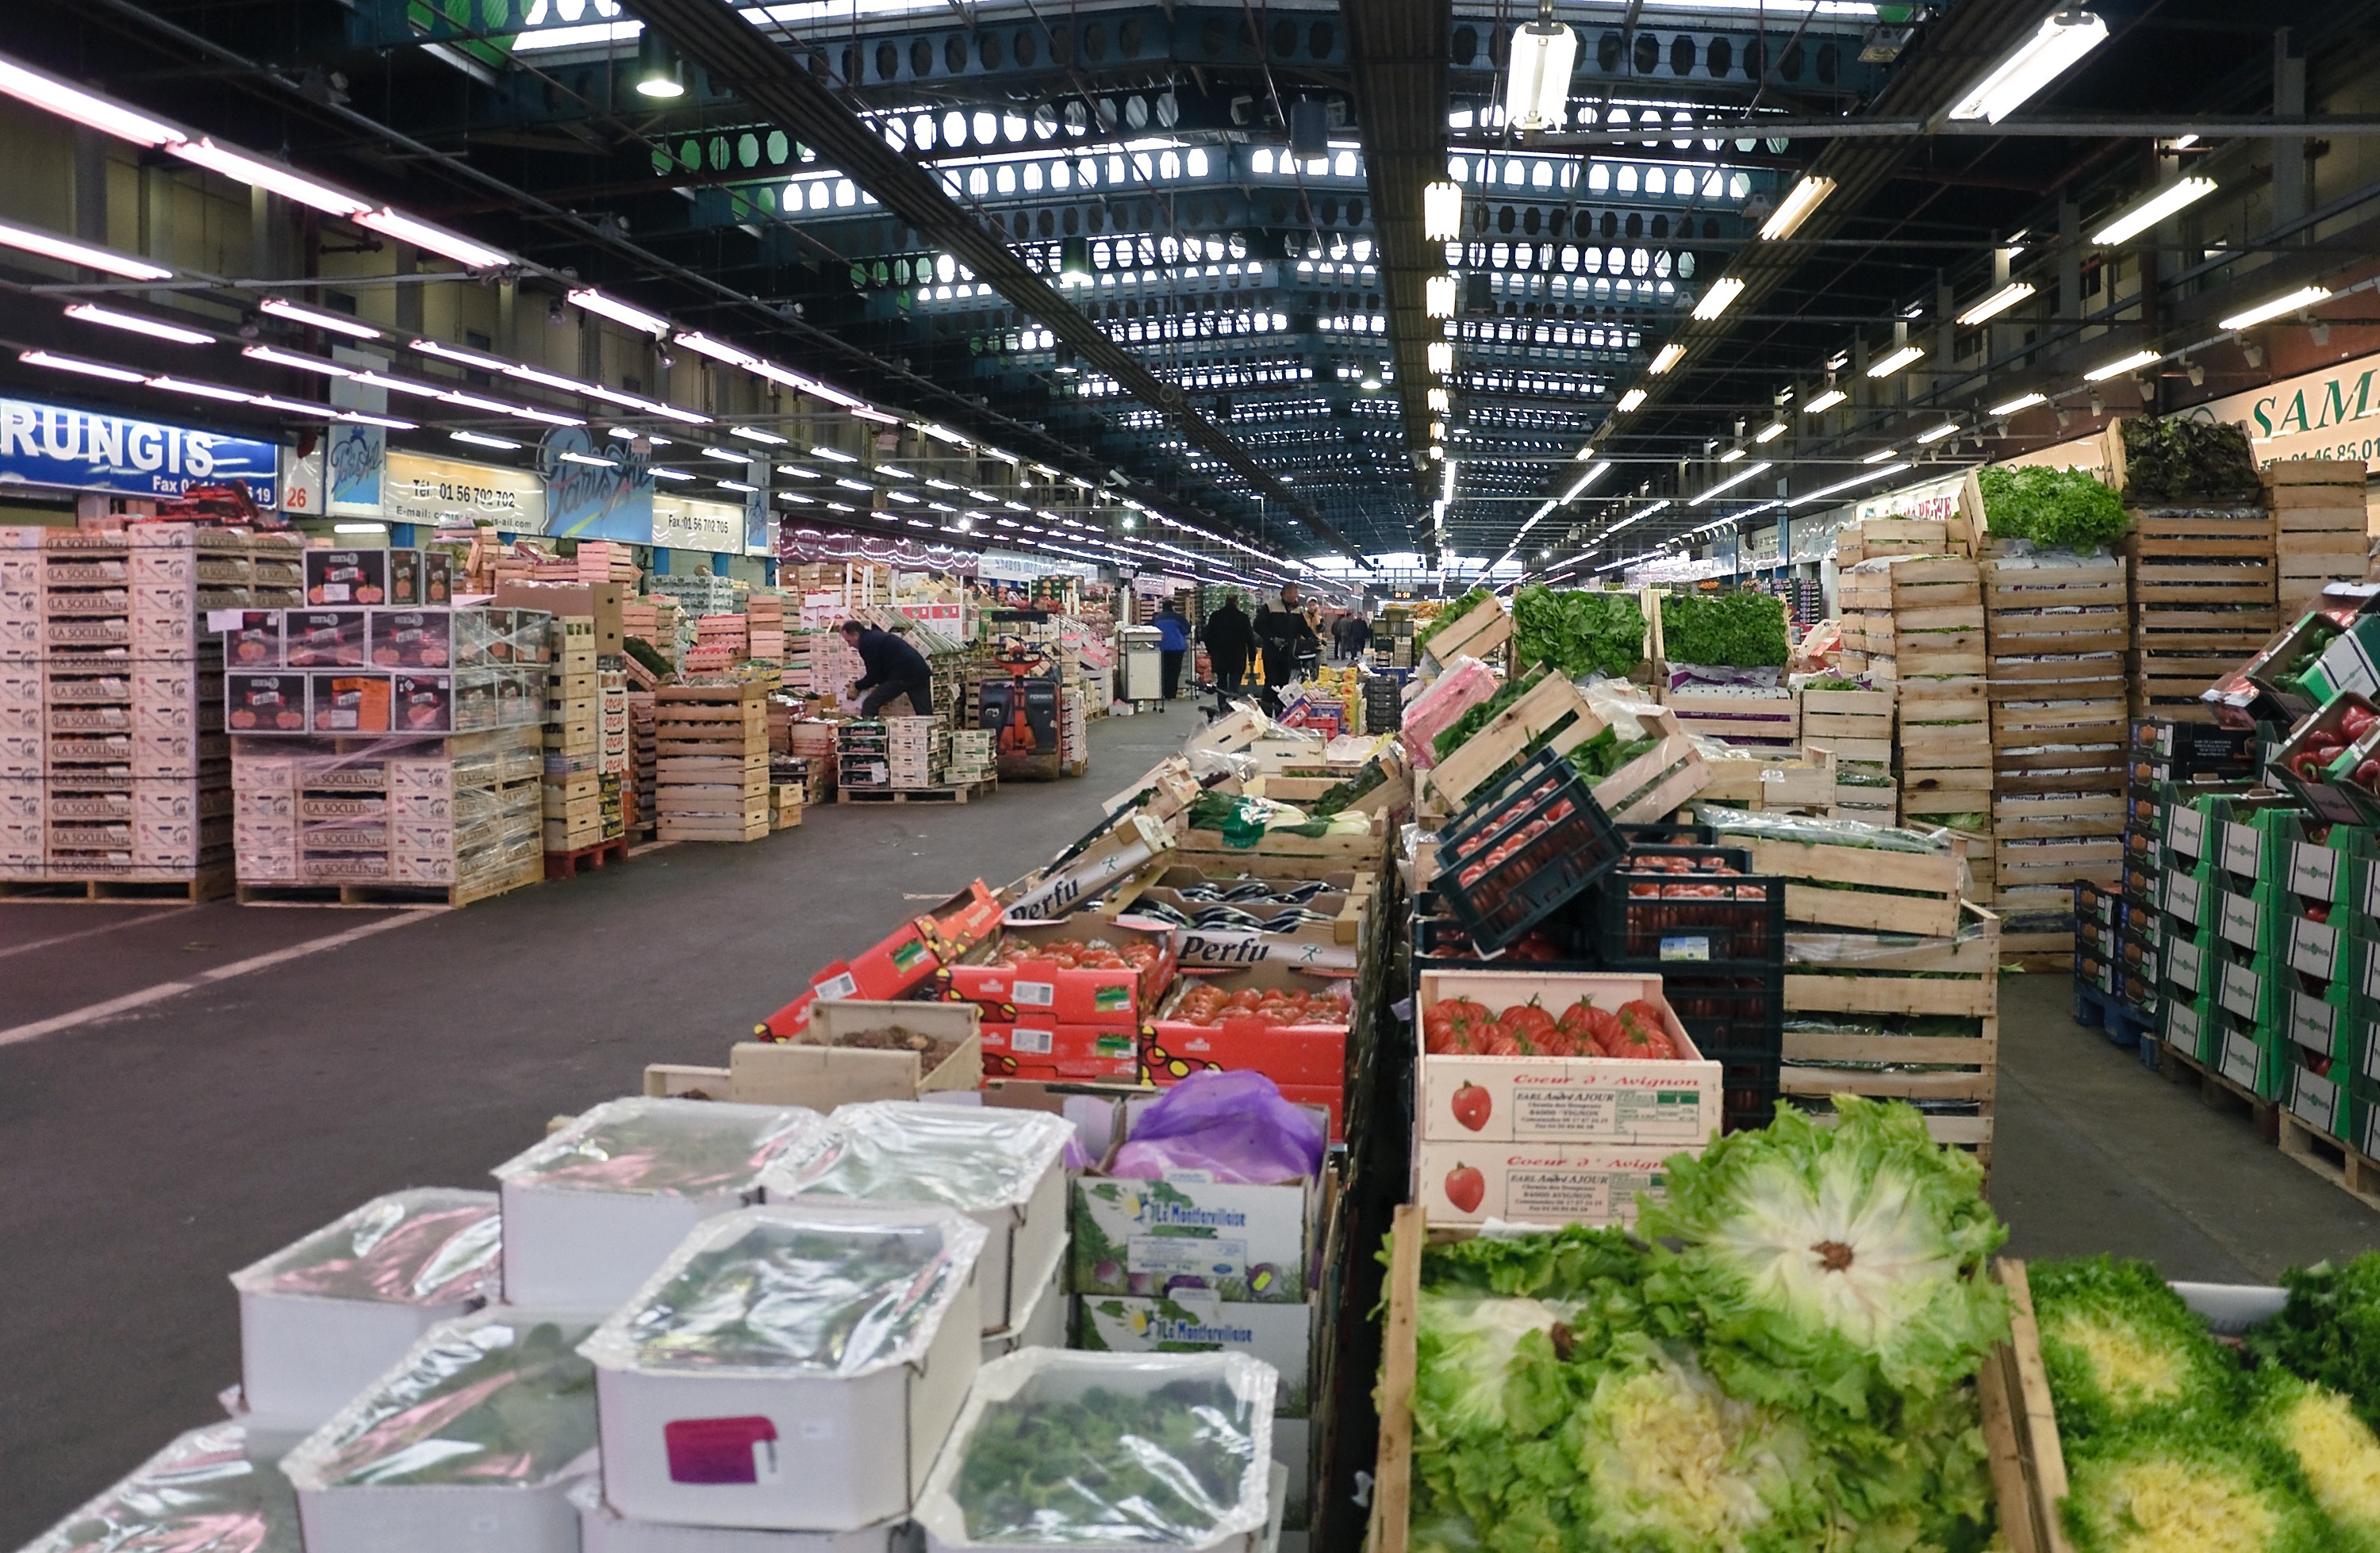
[21,1422,301,1553]
[762,1101,1073,1214]
[230,1187,499,1306]
[1182,746,1260,786]
[1399,656,1500,770]
[1698,803,1957,856]
[279,1310,598,1491]
[493,1097,826,1199]
[916,1349,1275,1549]
[579,1204,986,1377]
[228,725,544,888]
[1785,918,1998,966]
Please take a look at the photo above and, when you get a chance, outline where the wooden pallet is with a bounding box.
[543,834,630,880]
[0,866,235,903]
[837,778,996,804]
[236,865,537,908]
[2155,1037,2282,1142]
[2277,1111,2380,1213]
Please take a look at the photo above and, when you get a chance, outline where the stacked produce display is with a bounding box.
[2120,418,2275,723]
[1656,589,1799,746]
[654,679,770,842]
[2270,458,2370,611]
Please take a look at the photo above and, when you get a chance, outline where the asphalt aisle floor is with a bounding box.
[0,706,1187,1545]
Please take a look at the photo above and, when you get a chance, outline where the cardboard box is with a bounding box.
[571,1482,908,1553]
[1413,970,1720,1147]
[1414,1138,1675,1227]
[285,610,369,668]
[809,881,1004,1003]
[1006,813,1174,920]
[392,673,454,733]
[727,1000,981,1110]
[304,548,389,606]
[310,673,393,734]
[942,915,1176,1026]
[1070,1145,1322,1303]
[585,1206,985,1532]
[1142,962,1351,1090]
[369,608,453,669]
[1075,1290,1314,1415]
[498,580,625,656]
[225,673,309,733]
[980,1020,1141,1083]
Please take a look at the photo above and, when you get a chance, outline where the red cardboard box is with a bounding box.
[762,880,1004,1034]
[980,1020,1141,1083]
[1142,962,1352,1091]
[942,916,1175,1025]
[754,988,816,1041]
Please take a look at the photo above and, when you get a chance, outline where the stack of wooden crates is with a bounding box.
[655,681,770,842]
[2122,463,2274,726]
[542,616,603,854]
[1979,533,2129,967]
[2269,458,2370,610]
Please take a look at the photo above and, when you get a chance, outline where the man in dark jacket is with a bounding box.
[1343,612,1372,661]
[1153,600,1192,703]
[1254,584,1319,688]
[842,619,934,716]
[1200,597,1256,705]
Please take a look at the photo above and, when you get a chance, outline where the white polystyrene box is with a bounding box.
[569,1478,919,1552]
[914,1349,1278,1553]
[759,1100,1069,1334]
[979,1252,1065,1365]
[582,1203,987,1532]
[230,1187,501,1432]
[493,1097,828,1310]
[19,1422,300,1553]
[280,1307,601,1553]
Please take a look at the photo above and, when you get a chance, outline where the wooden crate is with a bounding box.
[1801,686,1894,755]
[1423,671,1607,815]
[1589,707,1711,824]
[2270,464,2370,608]
[1720,829,1966,937]
[2125,507,2277,692]
[1418,594,1510,668]
[1658,685,1799,742]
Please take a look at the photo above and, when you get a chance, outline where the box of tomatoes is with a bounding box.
[1414,969,1718,1148]
[943,915,1175,1082]
[1143,964,1353,1092]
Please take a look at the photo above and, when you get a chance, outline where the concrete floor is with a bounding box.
[2,723,2375,1543]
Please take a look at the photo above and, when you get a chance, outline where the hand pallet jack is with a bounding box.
[978,634,1063,780]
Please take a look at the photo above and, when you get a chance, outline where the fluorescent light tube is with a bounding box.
[144,375,251,405]
[63,303,210,346]
[567,288,670,336]
[243,345,353,377]
[351,370,443,399]
[2093,178,2217,246]
[1788,462,1910,508]
[2085,348,2161,382]
[674,331,756,366]
[1948,9,2109,124]
[1760,174,1837,242]
[2219,285,2333,332]
[651,467,695,481]
[1691,460,1772,504]
[1425,274,1457,318]
[1614,388,1647,412]
[810,446,859,463]
[1804,387,1848,413]
[1990,390,2048,415]
[504,364,597,395]
[450,431,520,451]
[730,427,788,445]
[1720,447,1746,463]
[170,140,364,217]
[18,350,145,384]
[249,395,339,418]
[1868,344,1925,378]
[412,338,510,372]
[1691,276,1746,320]
[1649,343,1685,374]
[1916,422,1960,444]
[556,451,619,469]
[0,56,184,147]
[0,219,172,281]
[1958,281,2036,326]
[338,411,416,431]
[355,209,510,270]
[260,297,382,340]
[1864,447,1900,464]
[1756,421,1787,443]
[1503,22,1579,132]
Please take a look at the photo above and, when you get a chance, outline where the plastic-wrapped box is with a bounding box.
[761,1101,1069,1334]
[570,1478,917,1552]
[581,1204,987,1531]
[18,1421,300,1552]
[493,1098,827,1310]
[228,1187,501,1432]
[281,1309,599,1553]
[912,1350,1277,1553]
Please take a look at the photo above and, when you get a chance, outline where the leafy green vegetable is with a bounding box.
[2060,1415,2331,1553]
[1660,592,1789,668]
[1434,670,1541,761]
[1417,589,1495,655]
[2121,415,2263,504]
[1635,1096,2010,1420]
[956,1379,1257,1543]
[1568,730,1658,784]
[2250,1251,2380,1434]
[2028,1256,2240,1440]
[1974,466,2129,550]
[294,1316,597,1488]
[1514,586,1646,680]
[1806,674,1864,692]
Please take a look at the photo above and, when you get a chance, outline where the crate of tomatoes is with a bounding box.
[1433,750,1626,953]
[1143,964,1353,1139]
[941,915,1175,1082]
[1589,844,1784,970]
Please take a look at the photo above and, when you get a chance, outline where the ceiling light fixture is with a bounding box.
[730,427,788,446]
[1691,276,1746,321]
[1427,341,1454,374]
[1719,447,1746,463]
[260,297,382,340]
[566,288,670,336]
[1990,390,2049,415]
[556,451,620,470]
[1503,21,1579,132]
[2085,348,2161,382]
[1691,460,1772,505]
[169,140,364,217]
[0,55,185,146]
[1916,421,1960,444]
[1755,420,1787,443]
[63,303,210,346]
[450,431,521,451]
[1946,8,2109,124]
[1562,462,1611,501]
[1788,462,1910,508]
[2218,285,2334,332]
[674,332,756,366]
[17,349,145,384]
[1649,343,1685,375]
[635,26,685,98]
[2092,177,2218,246]
[1957,281,2037,326]
[1804,386,1848,413]
[1868,344,1925,378]
[1425,274,1457,319]
[412,337,510,372]
[1862,447,1900,464]
[1422,181,1464,241]
[0,218,171,281]
[144,375,251,405]
[355,209,510,270]
[1614,387,1647,412]
[1759,174,1837,242]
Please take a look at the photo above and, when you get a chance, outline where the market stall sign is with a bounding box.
[2006,349,2380,476]
[1854,471,1963,524]
[541,426,655,543]
[652,493,743,553]
[980,546,1100,582]
[382,451,546,531]
[0,394,278,505]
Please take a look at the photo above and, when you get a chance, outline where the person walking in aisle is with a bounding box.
[841,619,935,716]
[1152,598,1192,705]
[1257,583,1321,690]
[1342,611,1372,663]
[1200,595,1256,709]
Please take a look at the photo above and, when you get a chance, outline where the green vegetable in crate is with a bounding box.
[2028,1256,2240,1440]
[1416,587,1495,655]
[2247,1367,2380,1552]
[1974,465,2129,550]
[2250,1251,2380,1434]
[1514,585,1646,681]
[1660,592,1790,669]
[2059,1416,2331,1553]
[1806,674,1864,692]
[2121,415,2264,503]
[955,1380,1256,1543]
[1434,671,1541,761]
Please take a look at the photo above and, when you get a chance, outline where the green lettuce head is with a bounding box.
[2061,1417,2329,1553]
[2246,1367,2380,1553]
[1636,1097,2010,1420]
[2029,1256,2240,1439]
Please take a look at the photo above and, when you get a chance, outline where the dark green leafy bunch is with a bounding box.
[1415,588,1495,654]
[956,1380,1255,1543]
[1432,669,1543,761]
[1660,591,1789,668]
[1513,586,1646,680]
[2121,416,2263,502]
[1975,466,2129,550]
[2249,1251,2380,1433]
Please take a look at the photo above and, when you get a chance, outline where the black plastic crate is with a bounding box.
[1662,969,1784,1060]
[1591,853,1784,970]
[1411,888,1595,970]
[1722,1078,1784,1135]
[1617,819,1717,846]
[1434,750,1626,952]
